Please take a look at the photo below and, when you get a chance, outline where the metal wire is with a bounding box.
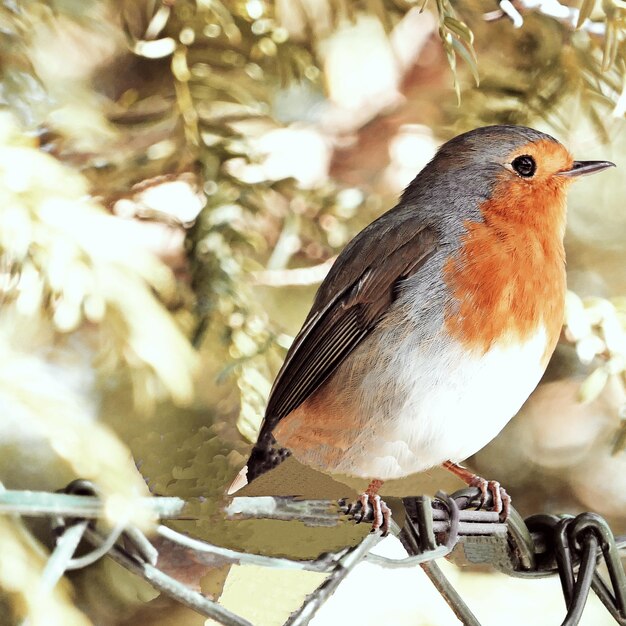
[1,481,625,626]
[523,511,626,626]
[81,526,253,626]
[156,524,339,572]
[561,533,598,626]
[40,520,89,592]
[434,490,461,549]
[364,545,451,567]
[398,493,482,626]
[284,531,386,626]
[65,522,127,570]
[420,560,482,626]
[0,489,184,518]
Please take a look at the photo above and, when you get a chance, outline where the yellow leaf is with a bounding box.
[577,0,597,28]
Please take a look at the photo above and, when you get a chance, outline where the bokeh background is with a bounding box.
[1,1,625,625]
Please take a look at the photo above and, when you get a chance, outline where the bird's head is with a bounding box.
[424,125,615,230]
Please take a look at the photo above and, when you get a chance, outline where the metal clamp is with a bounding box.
[399,488,626,626]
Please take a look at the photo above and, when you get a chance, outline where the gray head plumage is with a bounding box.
[435,125,560,166]
[399,125,562,217]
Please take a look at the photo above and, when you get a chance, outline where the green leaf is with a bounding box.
[452,38,480,86]
[443,16,474,45]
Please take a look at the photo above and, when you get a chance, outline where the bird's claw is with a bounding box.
[469,476,511,521]
[347,492,391,536]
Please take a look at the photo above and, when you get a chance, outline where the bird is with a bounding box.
[228,125,614,535]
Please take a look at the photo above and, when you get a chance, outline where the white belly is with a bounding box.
[332,326,549,480]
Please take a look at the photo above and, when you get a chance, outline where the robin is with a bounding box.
[228,125,614,534]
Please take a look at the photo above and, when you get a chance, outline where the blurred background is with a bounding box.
[0,1,625,625]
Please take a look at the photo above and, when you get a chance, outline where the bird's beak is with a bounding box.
[557,160,616,178]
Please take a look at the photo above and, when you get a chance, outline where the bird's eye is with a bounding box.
[511,155,536,178]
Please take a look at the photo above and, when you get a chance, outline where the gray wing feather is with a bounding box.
[260,220,439,436]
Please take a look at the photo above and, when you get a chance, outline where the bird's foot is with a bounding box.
[442,460,510,521]
[347,492,392,536]
[468,476,511,521]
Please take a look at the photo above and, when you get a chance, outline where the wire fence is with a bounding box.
[1,479,625,626]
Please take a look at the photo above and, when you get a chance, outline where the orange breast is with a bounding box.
[443,171,568,364]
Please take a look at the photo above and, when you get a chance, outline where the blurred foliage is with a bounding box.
[454,2,626,137]
[0,116,197,406]
[564,291,626,452]
[0,512,91,626]
[431,0,479,101]
[0,0,626,625]
[0,110,199,541]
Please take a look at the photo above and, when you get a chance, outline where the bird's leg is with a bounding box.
[349,479,392,536]
[442,460,511,521]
